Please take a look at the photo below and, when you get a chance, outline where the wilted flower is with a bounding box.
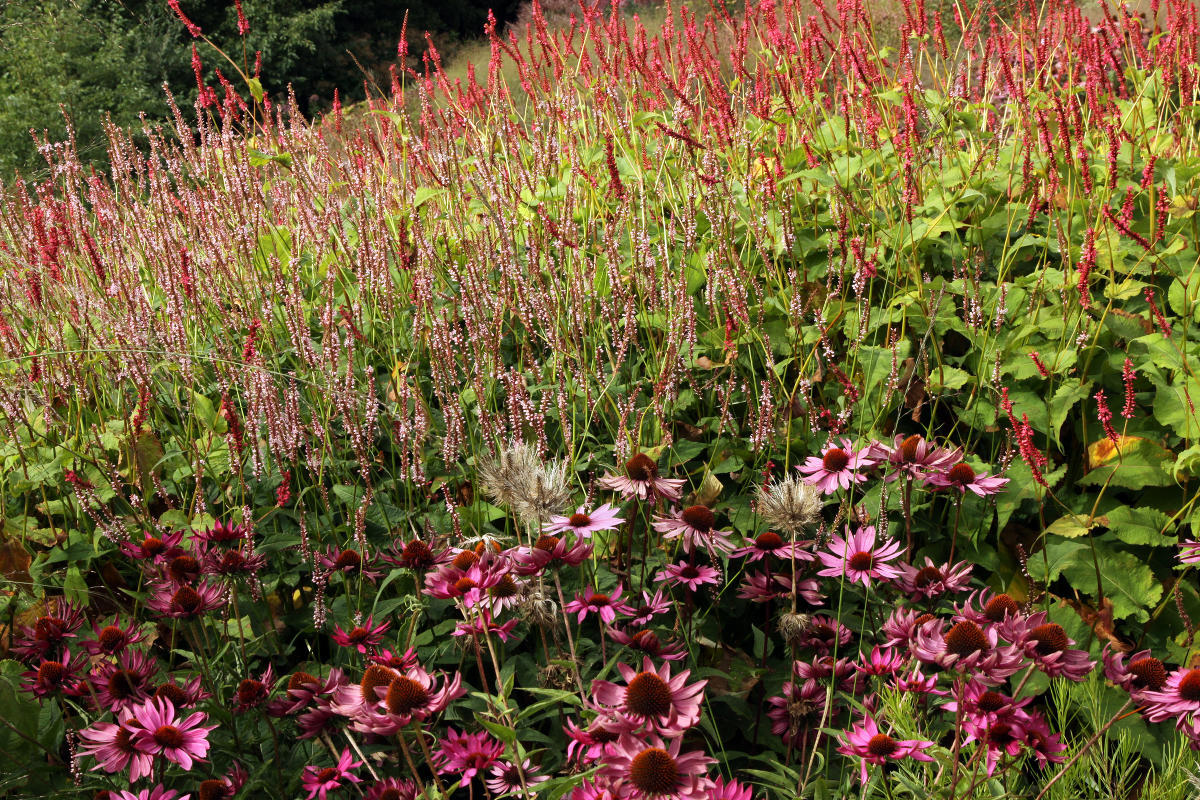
[478,441,571,525]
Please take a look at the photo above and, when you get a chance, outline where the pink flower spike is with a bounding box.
[796,438,878,494]
[837,715,934,783]
[302,748,363,800]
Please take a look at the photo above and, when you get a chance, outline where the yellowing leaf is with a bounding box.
[1087,435,1143,468]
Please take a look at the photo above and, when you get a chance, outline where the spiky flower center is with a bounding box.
[977,691,1007,712]
[681,505,716,533]
[947,463,976,485]
[169,555,200,581]
[378,791,405,800]
[1128,657,1168,690]
[944,621,988,657]
[625,671,673,718]
[983,594,1019,622]
[628,747,679,794]
[154,725,184,749]
[114,727,136,753]
[568,513,592,527]
[452,551,479,570]
[453,577,478,595]
[360,665,397,699]
[155,683,188,705]
[385,676,430,715]
[534,535,561,551]
[913,566,943,588]
[848,551,875,572]
[97,626,127,652]
[289,671,319,693]
[334,549,362,570]
[198,779,229,800]
[346,627,371,644]
[37,661,65,686]
[626,453,658,481]
[866,733,898,757]
[631,630,660,652]
[1178,669,1200,702]
[108,669,138,699]
[755,531,784,550]
[34,616,66,642]
[1030,623,1069,655]
[986,722,1017,746]
[821,448,850,472]
[401,540,433,566]
[237,678,267,706]
[315,767,339,782]
[172,586,203,615]
[588,593,611,606]
[490,575,519,599]
[677,565,700,580]
[899,435,923,462]
[141,537,166,556]
[913,613,936,627]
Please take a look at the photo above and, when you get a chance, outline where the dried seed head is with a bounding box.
[520,590,559,628]
[478,441,571,526]
[755,474,822,534]
[777,612,813,646]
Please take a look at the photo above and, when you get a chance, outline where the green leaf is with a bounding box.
[1101,506,1174,546]
[1059,544,1162,621]
[1044,513,1096,539]
[1048,379,1091,448]
[1078,437,1173,490]
[246,77,264,103]
[1026,538,1088,583]
[927,366,971,392]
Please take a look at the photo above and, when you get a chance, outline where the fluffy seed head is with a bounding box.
[756,474,822,534]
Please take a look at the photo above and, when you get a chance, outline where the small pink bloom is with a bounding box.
[655,561,720,592]
[837,715,933,783]
[128,697,216,771]
[434,728,505,780]
[652,506,734,555]
[565,585,635,624]
[729,530,812,562]
[330,616,391,655]
[145,580,227,619]
[797,438,878,494]
[598,453,685,502]
[302,748,363,800]
[815,526,902,587]
[544,504,625,537]
[485,759,549,794]
[926,461,1009,496]
[894,558,973,600]
[82,615,147,657]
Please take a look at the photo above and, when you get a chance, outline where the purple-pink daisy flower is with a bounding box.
[301,748,363,800]
[655,561,721,592]
[815,526,902,587]
[128,696,216,770]
[544,504,625,537]
[836,715,934,783]
[797,438,878,494]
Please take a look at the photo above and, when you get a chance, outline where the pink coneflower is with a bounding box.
[363,778,418,800]
[941,679,1032,730]
[199,543,267,578]
[627,589,672,626]
[601,734,714,800]
[112,786,189,800]
[382,537,452,572]
[509,534,594,575]
[20,647,85,698]
[955,589,1023,627]
[729,530,812,562]
[90,650,158,711]
[736,569,791,603]
[891,666,942,695]
[145,580,226,619]
[1139,666,1200,722]
[193,519,248,546]
[434,728,505,780]
[12,598,85,661]
[544,504,625,537]
[999,613,1095,681]
[881,608,937,647]
[598,453,685,502]
[912,619,1023,683]
[793,656,858,693]
[708,777,752,800]
[879,434,962,483]
[591,657,707,736]
[120,530,185,563]
[1103,647,1168,699]
[487,572,526,613]
[232,665,275,712]
[565,585,636,624]
[836,715,934,783]
[268,668,345,716]
[652,506,734,555]
[152,675,210,709]
[301,749,363,800]
[129,697,215,770]
[607,627,686,661]
[856,646,906,677]
[565,714,625,762]
[655,561,721,592]
[571,777,623,800]
[894,558,973,600]
[195,761,247,800]
[355,663,464,734]
[78,714,154,781]
[766,678,827,745]
[797,438,878,494]
[486,759,549,794]
[454,611,520,642]
[317,545,383,581]
[371,649,419,673]
[331,616,391,654]
[926,462,1009,496]
[83,616,147,657]
[162,553,203,585]
[792,615,854,654]
[423,557,511,606]
[815,526,903,587]
[1178,540,1200,564]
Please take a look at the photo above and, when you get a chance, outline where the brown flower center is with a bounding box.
[114,727,136,753]
[315,767,339,782]
[197,779,229,800]
[489,575,519,599]
[290,671,319,693]
[944,621,988,657]
[97,626,127,652]
[626,453,658,481]
[628,747,679,794]
[34,616,66,642]
[385,676,430,715]
[986,722,1017,746]
[453,577,478,595]
[589,593,611,606]
[947,463,976,485]
[568,513,592,527]
[360,665,397,699]
[401,540,433,567]
[899,435,922,462]
[821,448,850,472]
[1128,657,1168,690]
[630,630,661,652]
[913,566,943,588]
[533,535,561,551]
[334,549,362,570]
[452,551,479,570]
[1030,623,1069,656]
[378,791,405,800]
[37,661,65,686]
[681,505,715,533]
[168,555,201,582]
[625,671,673,718]
[172,586,204,615]
[1178,669,1200,702]
[237,678,267,706]
[914,613,936,627]
[983,594,1019,622]
[346,627,371,644]
[866,733,898,757]
[141,537,166,556]
[977,691,1007,712]
[154,725,184,749]
[108,669,139,700]
[755,531,784,550]
[848,551,874,572]
[155,683,188,706]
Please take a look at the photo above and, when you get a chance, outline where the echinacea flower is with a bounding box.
[998,613,1094,681]
[790,615,854,654]
[655,561,720,592]
[453,611,520,642]
[565,585,636,624]
[1139,666,1200,723]
[544,504,625,537]
[708,777,753,800]
[317,545,383,581]
[955,589,1023,627]
[912,619,1023,684]
[363,778,418,800]
[836,715,934,783]
[591,657,707,736]
[353,663,465,734]
[111,785,189,800]
[599,734,714,800]
[797,438,878,494]
[20,647,86,698]
[486,759,549,794]
[940,679,1032,730]
[1103,647,1168,699]
[434,728,505,781]
[926,461,1008,496]
[195,761,247,800]
[231,665,276,712]
[815,526,902,587]
[301,749,363,800]
[627,589,672,626]
[509,534,594,575]
[879,434,962,483]
[193,519,249,545]
[120,530,185,563]
[894,558,973,600]
[856,646,906,677]
[730,530,812,562]
[331,616,391,654]
[564,714,626,762]
[652,506,734,555]
[89,650,158,711]
[78,714,154,781]
[383,537,452,572]
[145,580,226,619]
[128,697,216,770]
[607,627,686,661]
[423,557,511,607]
[598,452,685,503]
[1178,540,1200,564]
[82,616,147,657]
[11,598,86,661]
[152,675,211,709]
